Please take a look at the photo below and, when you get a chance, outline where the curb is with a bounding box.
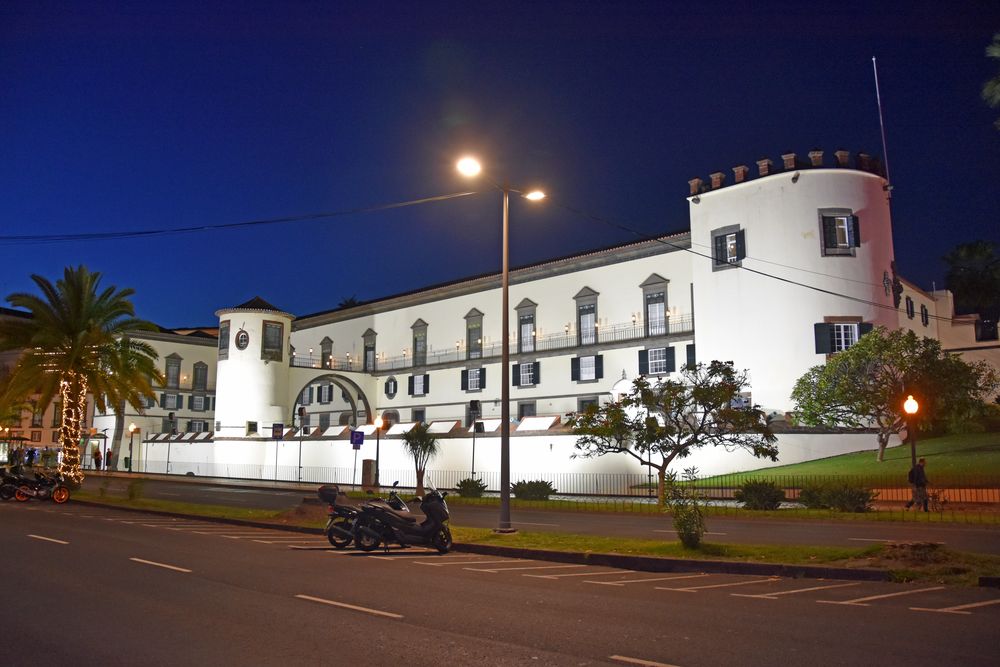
[73,499,891,582]
[980,576,1000,588]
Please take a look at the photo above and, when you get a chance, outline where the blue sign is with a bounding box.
[272,423,284,440]
[350,431,364,448]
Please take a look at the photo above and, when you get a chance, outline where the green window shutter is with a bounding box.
[480,367,487,388]
[713,235,726,264]
[424,374,430,394]
[859,322,874,337]
[686,344,696,369]
[814,323,832,353]
[461,369,468,390]
[638,350,649,375]
[570,358,580,381]
[822,216,838,250]
[666,347,676,373]
[849,215,861,247]
[533,362,541,385]
[512,364,521,386]
[735,230,746,261]
[407,376,414,396]
[595,355,604,379]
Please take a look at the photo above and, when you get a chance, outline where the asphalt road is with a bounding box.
[81,474,1000,555]
[2,501,998,666]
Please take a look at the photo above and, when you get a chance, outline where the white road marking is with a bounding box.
[525,570,637,579]
[653,530,726,535]
[129,558,192,573]
[466,564,588,573]
[414,559,520,567]
[289,545,336,550]
[732,582,861,599]
[610,655,682,667]
[817,586,945,606]
[911,598,1000,614]
[848,538,892,542]
[28,534,69,545]
[369,552,469,560]
[513,521,560,526]
[657,578,777,592]
[295,594,403,619]
[586,574,708,587]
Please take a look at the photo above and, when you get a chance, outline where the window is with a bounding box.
[162,417,177,434]
[712,226,746,268]
[466,309,483,359]
[187,420,208,433]
[813,322,874,353]
[166,356,181,389]
[571,355,604,382]
[246,421,258,436]
[412,408,425,424]
[51,430,60,443]
[461,368,485,392]
[318,413,330,430]
[51,402,62,428]
[819,209,861,256]
[517,402,536,420]
[577,397,599,412]
[162,393,179,410]
[338,413,352,426]
[192,362,208,391]
[920,305,929,327]
[574,287,599,346]
[321,338,333,369]
[975,319,999,342]
[300,387,313,406]
[192,395,206,412]
[30,404,43,427]
[363,329,377,372]
[316,384,331,404]
[261,321,283,361]
[638,347,675,375]
[905,297,915,319]
[513,362,540,387]
[645,292,665,336]
[384,377,398,399]
[412,319,428,366]
[516,299,537,353]
[30,431,41,442]
[381,410,400,428]
[218,321,230,360]
[408,374,430,396]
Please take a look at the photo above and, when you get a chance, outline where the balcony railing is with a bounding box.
[290,315,693,372]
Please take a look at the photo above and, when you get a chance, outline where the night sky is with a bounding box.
[3,1,999,327]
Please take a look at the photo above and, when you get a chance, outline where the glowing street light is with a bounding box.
[457,155,546,533]
[903,394,919,469]
[128,422,137,473]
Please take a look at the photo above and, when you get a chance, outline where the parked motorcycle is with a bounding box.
[3,468,71,503]
[317,483,410,549]
[0,467,22,501]
[352,481,451,553]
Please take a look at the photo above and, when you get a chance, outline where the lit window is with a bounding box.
[820,212,860,255]
[468,368,481,391]
[520,363,535,386]
[261,322,283,361]
[646,292,665,336]
[648,347,668,374]
[579,355,596,381]
[578,304,596,345]
[519,314,535,352]
[831,323,858,352]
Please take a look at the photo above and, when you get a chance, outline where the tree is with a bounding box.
[791,327,999,462]
[400,422,441,496]
[337,295,361,309]
[943,241,1000,335]
[983,33,1000,130]
[0,266,162,483]
[567,362,778,505]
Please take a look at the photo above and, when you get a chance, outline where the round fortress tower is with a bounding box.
[213,297,294,438]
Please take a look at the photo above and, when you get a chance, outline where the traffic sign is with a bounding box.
[272,423,283,440]
[350,430,364,449]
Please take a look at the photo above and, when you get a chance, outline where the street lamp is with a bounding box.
[128,423,137,473]
[458,155,545,532]
[903,394,919,469]
[374,415,384,489]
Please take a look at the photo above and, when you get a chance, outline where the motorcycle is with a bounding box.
[317,483,408,549]
[0,467,22,501]
[4,468,71,503]
[352,481,452,554]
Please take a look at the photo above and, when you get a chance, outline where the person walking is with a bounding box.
[905,457,929,512]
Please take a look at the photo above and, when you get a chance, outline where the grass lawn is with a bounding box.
[699,432,1000,486]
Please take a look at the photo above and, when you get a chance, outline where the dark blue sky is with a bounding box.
[2,1,999,327]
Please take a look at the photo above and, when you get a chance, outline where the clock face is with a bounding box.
[235,330,250,350]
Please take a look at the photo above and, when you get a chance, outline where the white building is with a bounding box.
[78,149,997,484]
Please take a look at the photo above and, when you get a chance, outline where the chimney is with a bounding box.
[857,152,872,171]
[688,177,703,196]
[756,158,773,177]
[781,152,797,170]
[709,171,726,189]
[808,150,823,167]
[834,149,850,167]
[732,165,749,183]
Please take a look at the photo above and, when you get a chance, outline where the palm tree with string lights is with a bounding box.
[0,266,162,483]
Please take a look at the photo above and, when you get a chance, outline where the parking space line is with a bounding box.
[657,578,777,592]
[295,594,403,619]
[28,534,69,545]
[847,538,892,542]
[368,551,455,560]
[653,530,726,536]
[465,564,588,573]
[732,582,861,599]
[911,598,1000,615]
[414,559,521,567]
[586,574,708,587]
[289,545,335,550]
[610,654,682,667]
[817,586,945,606]
[129,558,192,573]
[525,570,637,580]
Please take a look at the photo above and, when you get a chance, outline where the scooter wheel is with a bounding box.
[355,530,381,552]
[325,517,352,549]
[51,486,70,504]
[0,485,14,501]
[15,486,31,502]
[432,527,453,554]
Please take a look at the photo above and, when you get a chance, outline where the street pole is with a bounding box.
[499,185,512,531]
[128,423,136,474]
[374,416,383,489]
[471,421,477,478]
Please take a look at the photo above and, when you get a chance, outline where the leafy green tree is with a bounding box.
[983,33,1000,130]
[567,362,778,505]
[943,240,1000,325]
[791,327,999,463]
[0,266,162,482]
[400,421,441,496]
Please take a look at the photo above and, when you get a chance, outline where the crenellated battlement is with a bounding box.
[688,149,884,195]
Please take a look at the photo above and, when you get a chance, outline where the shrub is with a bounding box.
[456,477,488,498]
[798,481,877,513]
[734,479,785,510]
[511,480,556,501]
[665,468,706,549]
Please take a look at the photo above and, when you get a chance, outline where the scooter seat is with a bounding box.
[380,507,418,522]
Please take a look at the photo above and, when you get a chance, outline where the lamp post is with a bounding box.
[374,415,383,488]
[458,156,545,532]
[903,394,919,470]
[128,423,137,473]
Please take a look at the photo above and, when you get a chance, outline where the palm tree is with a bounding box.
[983,33,1000,130]
[0,266,162,482]
[400,422,441,496]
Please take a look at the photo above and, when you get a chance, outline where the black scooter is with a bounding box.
[2,467,70,503]
[353,482,452,553]
[316,483,408,549]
